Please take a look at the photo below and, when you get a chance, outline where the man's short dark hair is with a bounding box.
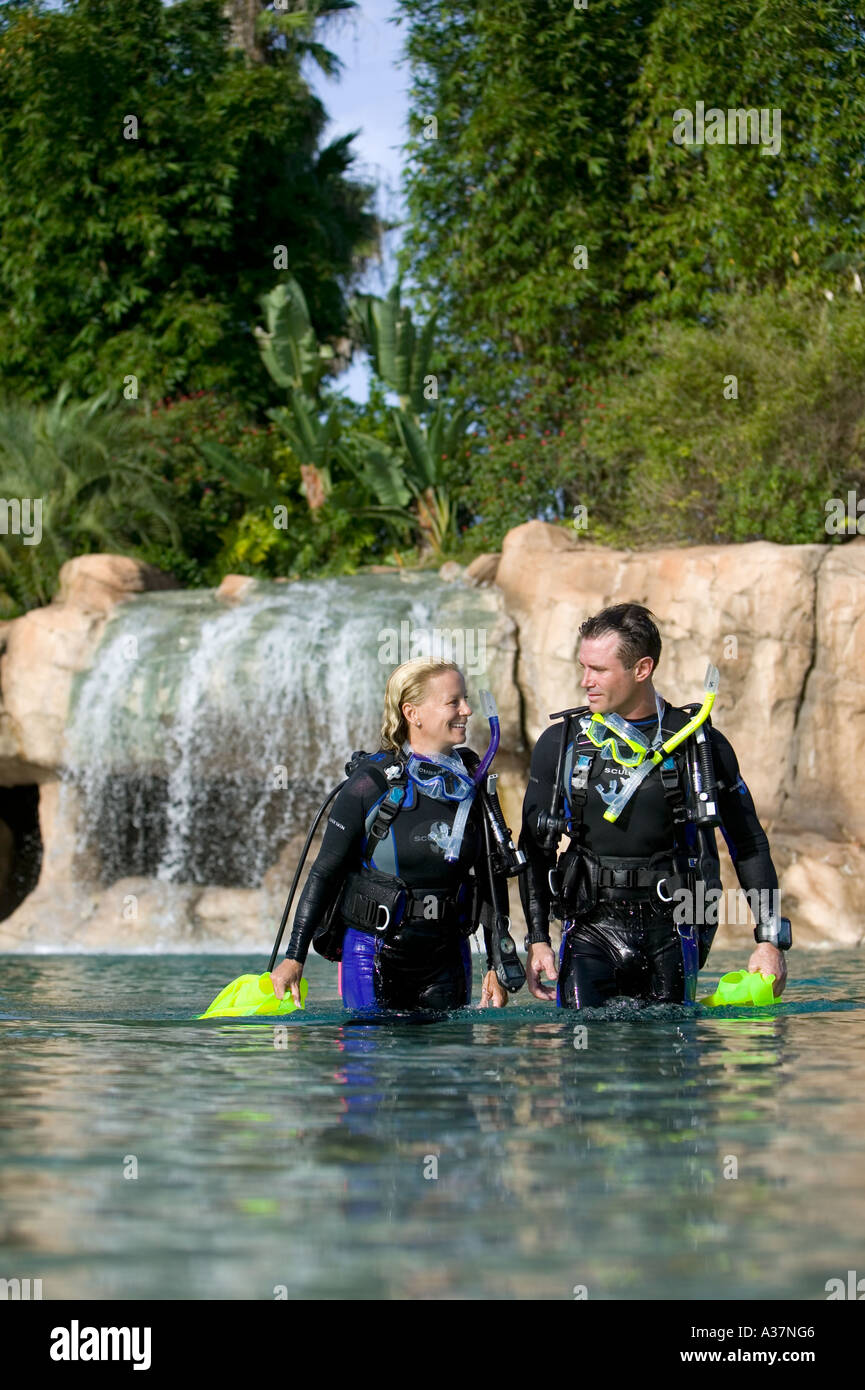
[578,603,662,672]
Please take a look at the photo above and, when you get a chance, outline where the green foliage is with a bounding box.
[3,2,859,610]
[139,385,399,582]
[448,372,597,551]
[0,384,178,610]
[216,493,386,579]
[350,280,440,415]
[346,278,473,550]
[251,273,474,552]
[339,433,411,510]
[135,390,285,584]
[625,0,865,324]
[397,0,865,414]
[255,281,337,396]
[0,0,378,404]
[253,0,357,77]
[391,402,469,550]
[249,277,413,533]
[579,291,865,546]
[396,0,865,550]
[397,0,662,408]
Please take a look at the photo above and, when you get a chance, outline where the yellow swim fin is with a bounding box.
[198,972,308,1019]
[700,970,776,1008]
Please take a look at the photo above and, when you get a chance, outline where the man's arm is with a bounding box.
[519,723,566,941]
[711,727,779,902]
[709,726,788,993]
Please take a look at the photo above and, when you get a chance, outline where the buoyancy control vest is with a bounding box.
[541,700,723,919]
[311,746,527,991]
[312,746,478,958]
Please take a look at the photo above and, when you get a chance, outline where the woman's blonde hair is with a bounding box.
[380,659,463,752]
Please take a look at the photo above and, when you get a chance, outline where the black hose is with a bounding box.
[267,780,346,972]
[541,713,572,849]
[697,729,718,811]
[686,738,723,896]
[480,791,526,991]
[480,790,504,926]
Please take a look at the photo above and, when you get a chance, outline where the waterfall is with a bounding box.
[62,574,514,890]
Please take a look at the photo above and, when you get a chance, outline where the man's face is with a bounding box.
[578,632,641,716]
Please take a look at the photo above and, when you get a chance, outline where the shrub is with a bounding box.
[584,290,865,547]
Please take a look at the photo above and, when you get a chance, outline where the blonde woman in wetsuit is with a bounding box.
[271,660,511,1011]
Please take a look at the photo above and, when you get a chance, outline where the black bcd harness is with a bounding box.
[541,704,721,934]
[312,748,526,990]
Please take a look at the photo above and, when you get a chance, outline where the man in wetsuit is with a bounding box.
[520,604,789,1008]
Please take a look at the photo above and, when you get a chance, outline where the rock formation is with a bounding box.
[0,527,861,953]
[494,523,863,950]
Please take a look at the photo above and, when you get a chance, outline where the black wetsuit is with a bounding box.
[286,749,503,1010]
[520,700,779,1008]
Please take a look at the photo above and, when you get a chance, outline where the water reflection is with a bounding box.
[0,954,862,1299]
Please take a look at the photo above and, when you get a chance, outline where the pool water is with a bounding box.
[1,951,863,1300]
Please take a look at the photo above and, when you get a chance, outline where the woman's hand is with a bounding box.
[271,957,304,1006]
[479,969,509,1008]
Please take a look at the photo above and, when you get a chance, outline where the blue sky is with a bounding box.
[304,1,411,403]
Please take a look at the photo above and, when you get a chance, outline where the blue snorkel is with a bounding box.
[473,689,501,785]
[443,688,501,864]
[445,687,525,880]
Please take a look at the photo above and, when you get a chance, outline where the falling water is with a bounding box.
[62,575,514,890]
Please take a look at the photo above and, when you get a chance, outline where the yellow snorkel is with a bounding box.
[597,663,720,823]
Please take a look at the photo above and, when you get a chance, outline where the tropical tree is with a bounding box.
[202,275,473,555]
[396,0,865,416]
[223,0,355,73]
[392,404,469,553]
[200,279,414,548]
[350,279,472,551]
[349,282,440,416]
[0,384,178,611]
[0,0,379,404]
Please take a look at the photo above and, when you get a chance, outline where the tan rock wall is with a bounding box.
[0,555,179,783]
[495,522,845,834]
[0,535,862,951]
[785,542,865,839]
[56,553,178,613]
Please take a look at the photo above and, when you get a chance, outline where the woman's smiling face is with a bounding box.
[403,669,472,754]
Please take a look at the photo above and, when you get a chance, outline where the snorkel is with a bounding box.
[473,689,501,785]
[598,663,721,823]
[442,688,502,864]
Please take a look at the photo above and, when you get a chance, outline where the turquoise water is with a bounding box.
[1,951,863,1300]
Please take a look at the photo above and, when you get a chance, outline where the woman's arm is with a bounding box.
[284,771,377,961]
[271,769,374,999]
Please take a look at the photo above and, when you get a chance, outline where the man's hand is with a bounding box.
[271,957,304,1005]
[527,941,558,1002]
[747,942,787,996]
[479,969,509,1008]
